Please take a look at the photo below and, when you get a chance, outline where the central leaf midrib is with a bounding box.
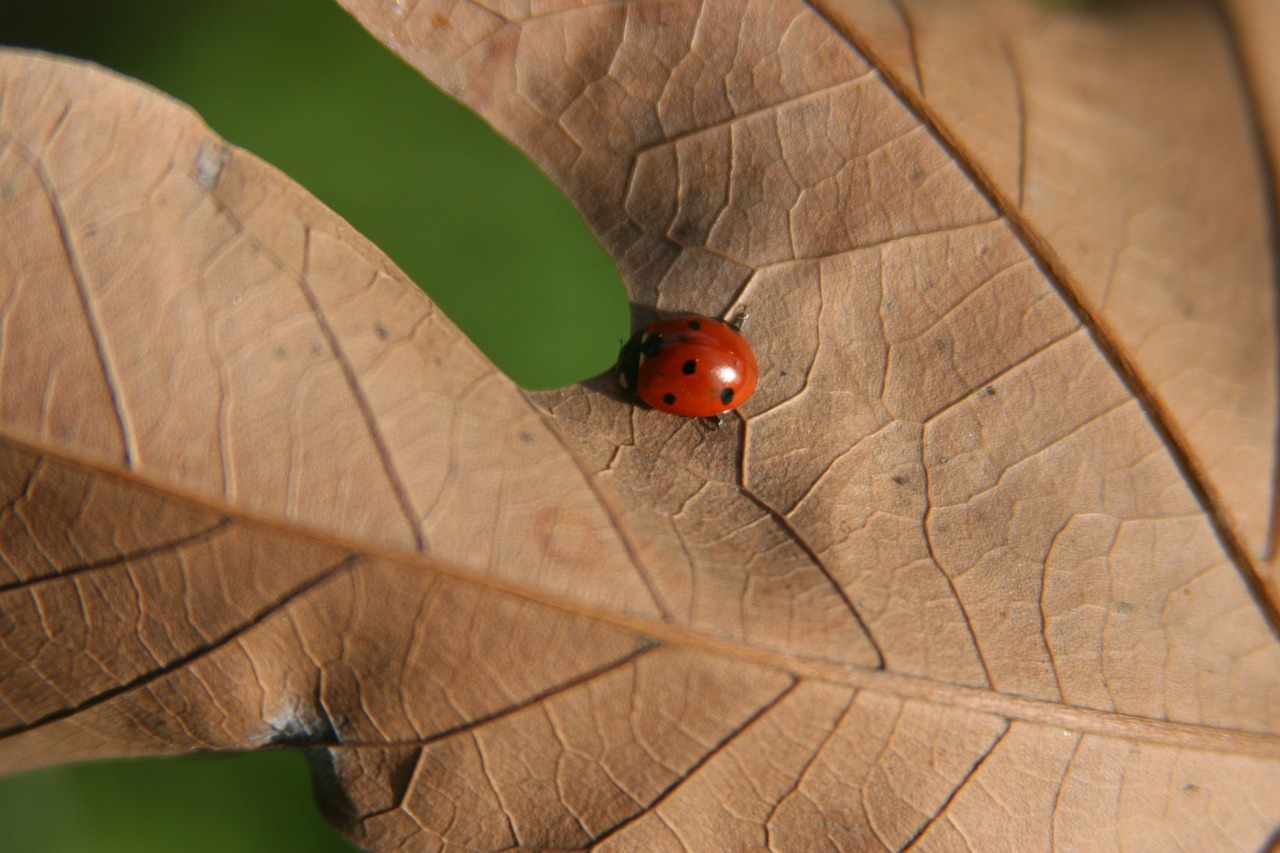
[2,431,1274,761]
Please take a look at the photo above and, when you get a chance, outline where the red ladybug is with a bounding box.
[616,314,758,417]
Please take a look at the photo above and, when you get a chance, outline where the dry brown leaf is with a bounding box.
[2,0,1279,849]
[1223,0,1280,201]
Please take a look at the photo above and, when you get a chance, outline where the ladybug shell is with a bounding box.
[616,315,758,417]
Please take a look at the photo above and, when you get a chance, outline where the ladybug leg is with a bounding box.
[700,414,725,430]
[727,307,749,332]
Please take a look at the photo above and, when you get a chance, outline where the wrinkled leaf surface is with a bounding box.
[2,0,1279,849]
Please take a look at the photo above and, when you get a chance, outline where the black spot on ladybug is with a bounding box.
[682,359,697,375]
[663,392,677,405]
[719,387,734,405]
[641,334,663,358]
[687,320,701,330]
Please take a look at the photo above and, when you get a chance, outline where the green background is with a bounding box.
[0,0,626,849]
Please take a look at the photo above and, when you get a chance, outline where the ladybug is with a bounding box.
[616,313,758,417]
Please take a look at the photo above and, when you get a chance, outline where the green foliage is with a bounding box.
[0,753,357,852]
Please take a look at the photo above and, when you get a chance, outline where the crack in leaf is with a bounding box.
[0,517,231,594]
[586,676,801,847]
[0,552,360,740]
[901,719,1011,851]
[336,641,659,750]
[743,490,886,669]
